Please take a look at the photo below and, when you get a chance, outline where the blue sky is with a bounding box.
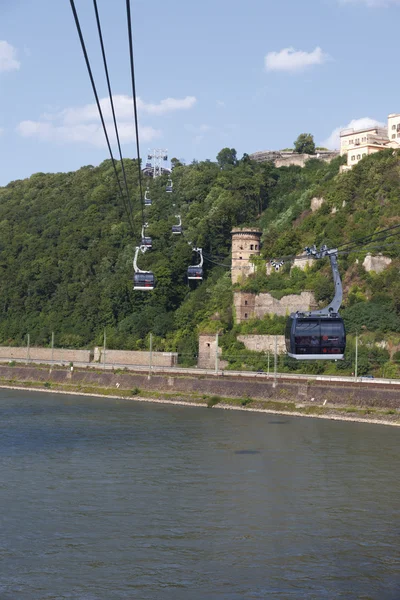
[1,0,400,185]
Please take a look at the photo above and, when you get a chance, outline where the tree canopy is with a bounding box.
[294,133,316,154]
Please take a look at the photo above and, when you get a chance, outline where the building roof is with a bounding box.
[340,126,387,138]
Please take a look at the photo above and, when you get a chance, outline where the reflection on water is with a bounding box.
[0,389,399,599]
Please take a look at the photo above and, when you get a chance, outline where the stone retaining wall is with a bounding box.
[1,365,400,410]
[0,347,91,363]
[93,348,178,367]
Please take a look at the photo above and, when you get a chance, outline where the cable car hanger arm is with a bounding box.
[303,245,342,316]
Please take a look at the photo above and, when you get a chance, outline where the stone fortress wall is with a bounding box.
[249,150,339,168]
[234,291,318,324]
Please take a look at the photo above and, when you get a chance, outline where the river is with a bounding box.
[0,388,398,599]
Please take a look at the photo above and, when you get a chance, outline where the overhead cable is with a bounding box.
[92,0,135,226]
[126,0,145,228]
[69,0,135,234]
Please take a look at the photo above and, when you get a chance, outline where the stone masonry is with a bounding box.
[237,335,286,354]
[231,227,262,284]
[197,334,228,370]
[93,348,178,367]
[234,291,317,324]
[0,347,91,363]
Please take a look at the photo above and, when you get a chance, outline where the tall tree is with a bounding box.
[294,133,316,155]
[216,148,237,169]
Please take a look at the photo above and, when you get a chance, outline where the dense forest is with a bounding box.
[1,146,400,376]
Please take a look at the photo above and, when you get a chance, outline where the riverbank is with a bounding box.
[1,381,400,427]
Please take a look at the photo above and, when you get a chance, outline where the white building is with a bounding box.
[340,114,400,171]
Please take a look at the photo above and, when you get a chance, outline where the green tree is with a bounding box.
[216,148,237,169]
[294,133,316,155]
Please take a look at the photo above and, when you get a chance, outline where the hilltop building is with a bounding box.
[340,113,400,171]
[231,228,262,284]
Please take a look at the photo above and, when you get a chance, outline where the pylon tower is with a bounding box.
[146,148,168,178]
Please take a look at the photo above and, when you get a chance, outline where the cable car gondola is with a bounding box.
[166,178,173,193]
[141,223,152,249]
[144,189,152,206]
[285,246,346,360]
[187,248,203,280]
[133,246,155,291]
[172,215,182,235]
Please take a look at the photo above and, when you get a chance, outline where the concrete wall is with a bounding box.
[362,253,392,273]
[238,334,286,354]
[234,291,317,324]
[0,347,91,363]
[93,348,178,367]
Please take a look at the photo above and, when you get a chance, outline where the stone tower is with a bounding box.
[231,227,262,284]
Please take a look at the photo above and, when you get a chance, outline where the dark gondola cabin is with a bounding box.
[187,266,203,280]
[133,272,155,291]
[286,314,346,360]
[141,236,152,248]
[172,225,182,234]
[144,198,152,206]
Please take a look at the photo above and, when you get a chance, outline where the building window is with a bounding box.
[240,245,243,250]
[349,139,353,144]
[244,313,248,319]
[250,244,254,250]
[392,134,396,139]
[239,256,242,260]
[355,139,360,145]
[206,343,210,348]
[255,245,258,250]
[393,125,396,130]
[245,300,248,306]
[357,155,361,160]
[351,155,356,161]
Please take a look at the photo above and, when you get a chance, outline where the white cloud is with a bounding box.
[17,94,196,147]
[0,40,20,72]
[340,0,400,6]
[217,100,225,108]
[322,117,385,150]
[265,47,329,73]
[43,94,196,125]
[17,120,160,147]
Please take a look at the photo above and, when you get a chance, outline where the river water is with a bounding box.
[0,389,399,599]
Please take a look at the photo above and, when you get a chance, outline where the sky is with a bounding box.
[1,0,400,185]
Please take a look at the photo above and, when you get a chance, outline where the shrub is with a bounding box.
[207,395,221,408]
[131,387,141,396]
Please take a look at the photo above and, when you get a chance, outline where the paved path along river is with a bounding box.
[0,388,399,599]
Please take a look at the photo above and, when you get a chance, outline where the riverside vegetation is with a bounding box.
[1,145,400,377]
